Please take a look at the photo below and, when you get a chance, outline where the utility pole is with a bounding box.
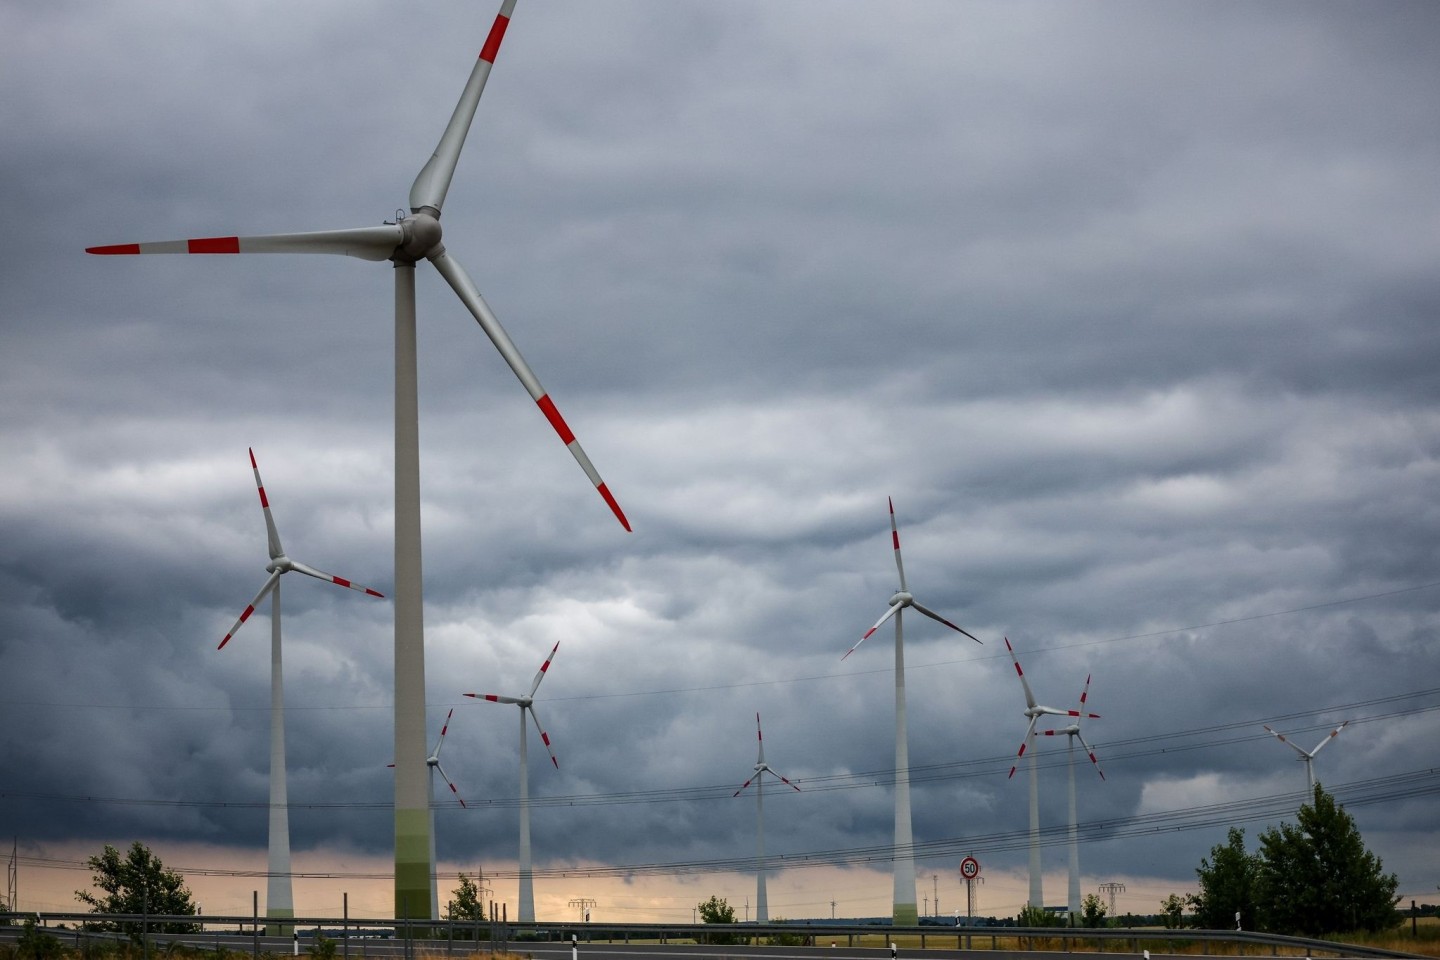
[933,874,938,918]
[475,866,494,920]
[568,898,596,923]
[6,837,16,913]
[830,900,837,920]
[1099,882,1126,918]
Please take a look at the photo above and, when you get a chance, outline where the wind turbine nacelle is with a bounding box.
[889,591,913,607]
[266,557,291,574]
[393,212,443,263]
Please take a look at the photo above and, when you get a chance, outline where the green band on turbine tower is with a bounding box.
[396,807,432,922]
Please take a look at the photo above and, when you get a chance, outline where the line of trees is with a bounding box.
[64,785,1399,943]
[1169,785,1399,936]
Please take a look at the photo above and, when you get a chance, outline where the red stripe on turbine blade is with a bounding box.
[1008,766,1018,779]
[535,395,576,444]
[188,236,241,254]
[333,576,352,588]
[366,588,384,597]
[597,483,631,532]
[86,243,141,255]
[240,604,256,622]
[541,732,552,747]
[479,13,510,63]
[257,486,269,508]
[484,695,499,702]
[249,448,258,468]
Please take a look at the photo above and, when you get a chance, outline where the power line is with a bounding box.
[16,767,1436,883]
[3,690,1436,812]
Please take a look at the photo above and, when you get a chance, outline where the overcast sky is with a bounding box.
[3,0,1439,924]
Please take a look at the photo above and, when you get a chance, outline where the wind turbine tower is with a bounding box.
[733,713,801,923]
[843,499,981,925]
[219,449,384,930]
[1040,674,1104,922]
[1003,637,1075,913]
[466,641,562,922]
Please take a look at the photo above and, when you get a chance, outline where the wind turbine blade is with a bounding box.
[528,641,560,697]
[1075,730,1106,781]
[431,707,456,759]
[87,225,404,261]
[1008,716,1039,779]
[910,601,981,644]
[755,712,765,765]
[844,602,903,660]
[288,560,385,598]
[429,249,631,531]
[248,448,285,560]
[888,497,908,592]
[466,693,522,705]
[1070,673,1100,719]
[1264,725,1312,759]
[768,769,803,793]
[1004,637,1040,710]
[1308,720,1350,757]
[218,571,281,649]
[433,758,467,808]
[527,705,558,769]
[733,776,756,798]
[409,0,517,214]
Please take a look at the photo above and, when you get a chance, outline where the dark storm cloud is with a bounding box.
[3,0,1438,915]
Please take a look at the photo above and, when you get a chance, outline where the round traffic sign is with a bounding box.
[960,856,980,879]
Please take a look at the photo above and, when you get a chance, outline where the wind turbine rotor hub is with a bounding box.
[266,557,289,574]
[889,591,913,606]
[393,211,443,263]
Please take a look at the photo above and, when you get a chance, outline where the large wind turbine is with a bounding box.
[465,641,561,923]
[88,0,630,920]
[1003,637,1075,914]
[220,448,384,931]
[1263,720,1350,795]
[842,498,981,925]
[1039,674,1104,924]
[732,713,801,924]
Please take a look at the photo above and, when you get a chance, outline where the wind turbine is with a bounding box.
[88,0,630,920]
[465,641,561,923]
[1003,636,1075,914]
[842,498,981,925]
[732,713,801,924]
[1039,674,1104,924]
[1263,721,1350,794]
[220,448,384,931]
[390,708,467,921]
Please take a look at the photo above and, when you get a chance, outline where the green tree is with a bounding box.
[697,895,736,944]
[1253,785,1399,936]
[1191,827,1259,930]
[1159,894,1188,929]
[74,842,199,936]
[1016,904,1062,927]
[17,918,63,960]
[446,873,485,922]
[1080,893,1107,928]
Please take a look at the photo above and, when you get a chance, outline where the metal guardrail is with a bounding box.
[0,914,1428,960]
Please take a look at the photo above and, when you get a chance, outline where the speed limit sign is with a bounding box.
[960,856,980,879]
